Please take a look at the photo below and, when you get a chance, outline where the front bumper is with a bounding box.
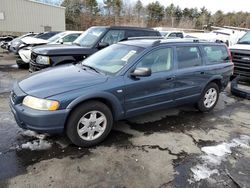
[29,60,49,72]
[9,87,70,133]
[231,76,250,99]
[9,46,18,54]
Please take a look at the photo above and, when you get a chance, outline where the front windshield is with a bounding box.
[74,27,107,47]
[160,32,169,37]
[82,44,144,75]
[48,32,66,42]
[238,32,250,44]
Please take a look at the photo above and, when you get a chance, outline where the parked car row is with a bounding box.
[1,27,161,70]
[0,31,83,68]
[16,31,83,68]
[10,31,60,54]
[2,32,42,52]
[28,26,161,72]
[9,25,234,146]
[0,35,18,49]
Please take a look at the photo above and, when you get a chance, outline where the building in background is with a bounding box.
[0,0,65,35]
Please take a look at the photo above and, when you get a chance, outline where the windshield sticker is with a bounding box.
[121,50,137,61]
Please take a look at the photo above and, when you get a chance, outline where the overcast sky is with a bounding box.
[135,0,250,13]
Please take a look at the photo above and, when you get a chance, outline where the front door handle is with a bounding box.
[166,77,174,81]
[200,72,205,75]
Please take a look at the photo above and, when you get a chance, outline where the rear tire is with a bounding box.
[197,83,219,112]
[66,101,113,147]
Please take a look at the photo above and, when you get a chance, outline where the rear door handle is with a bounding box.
[200,72,205,75]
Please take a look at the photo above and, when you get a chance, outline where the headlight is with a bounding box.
[19,44,26,48]
[23,96,59,111]
[36,55,50,65]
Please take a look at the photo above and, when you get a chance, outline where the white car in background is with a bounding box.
[160,31,185,38]
[187,29,246,46]
[47,31,83,45]
[17,31,83,68]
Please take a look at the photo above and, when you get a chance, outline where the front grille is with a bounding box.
[29,61,49,72]
[10,87,26,105]
[11,91,18,104]
[30,52,37,62]
[231,50,250,77]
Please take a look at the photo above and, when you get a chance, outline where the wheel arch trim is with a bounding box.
[66,92,125,120]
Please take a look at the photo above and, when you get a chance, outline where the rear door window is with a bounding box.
[176,46,202,69]
[101,30,125,45]
[39,32,57,40]
[126,30,159,37]
[143,31,159,36]
[203,45,230,64]
[63,33,81,42]
[176,33,184,38]
[169,32,183,38]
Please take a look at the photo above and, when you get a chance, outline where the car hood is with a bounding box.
[229,44,250,51]
[21,37,48,45]
[18,64,108,98]
[32,44,94,56]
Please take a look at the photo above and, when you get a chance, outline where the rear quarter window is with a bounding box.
[143,31,160,36]
[126,30,144,37]
[126,30,159,37]
[176,46,202,69]
[203,45,230,64]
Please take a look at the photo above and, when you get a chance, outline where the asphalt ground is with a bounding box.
[0,52,250,188]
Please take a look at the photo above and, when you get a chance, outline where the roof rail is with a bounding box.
[120,36,164,41]
[152,40,161,46]
[193,39,200,43]
[215,39,224,43]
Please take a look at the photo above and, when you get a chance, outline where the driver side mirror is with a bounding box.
[58,38,63,44]
[97,42,109,49]
[130,67,152,77]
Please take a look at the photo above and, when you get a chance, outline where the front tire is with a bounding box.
[66,101,113,147]
[16,59,29,69]
[197,83,219,112]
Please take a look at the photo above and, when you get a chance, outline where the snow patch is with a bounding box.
[21,130,46,140]
[21,140,52,151]
[201,155,222,165]
[231,135,250,149]
[201,143,232,157]
[190,135,250,182]
[19,130,51,151]
[191,165,219,182]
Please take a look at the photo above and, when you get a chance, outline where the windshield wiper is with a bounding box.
[82,64,100,74]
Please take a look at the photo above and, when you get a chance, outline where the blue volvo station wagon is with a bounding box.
[10,39,234,146]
